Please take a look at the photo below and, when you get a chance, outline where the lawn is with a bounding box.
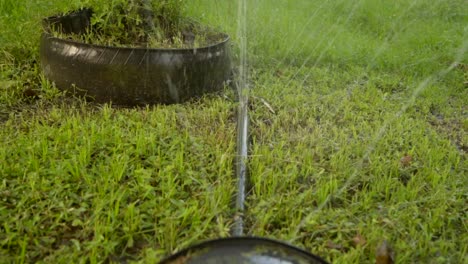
[1,0,467,263]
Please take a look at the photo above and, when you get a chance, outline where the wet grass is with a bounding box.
[1,0,467,263]
[247,66,467,263]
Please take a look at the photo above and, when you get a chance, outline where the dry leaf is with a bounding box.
[400,154,413,167]
[275,69,284,77]
[252,96,276,114]
[375,240,395,264]
[352,234,367,247]
[23,88,39,99]
[326,240,344,251]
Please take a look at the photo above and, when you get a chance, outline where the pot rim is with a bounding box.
[158,236,328,264]
[41,32,230,52]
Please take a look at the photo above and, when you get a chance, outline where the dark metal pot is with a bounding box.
[40,9,231,106]
[159,237,328,264]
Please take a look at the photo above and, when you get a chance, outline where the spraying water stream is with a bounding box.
[233,0,249,237]
[229,0,467,257]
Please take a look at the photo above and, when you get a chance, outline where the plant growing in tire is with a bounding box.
[40,0,231,105]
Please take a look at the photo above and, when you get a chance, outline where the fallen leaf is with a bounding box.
[252,96,276,114]
[23,88,39,99]
[352,234,367,247]
[325,240,344,251]
[375,240,395,264]
[400,154,413,167]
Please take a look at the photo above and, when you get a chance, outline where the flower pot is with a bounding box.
[40,8,231,106]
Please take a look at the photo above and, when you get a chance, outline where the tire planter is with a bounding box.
[40,8,231,106]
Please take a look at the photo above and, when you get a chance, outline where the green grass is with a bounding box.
[1,0,467,263]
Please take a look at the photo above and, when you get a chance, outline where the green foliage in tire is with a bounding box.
[54,0,218,48]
